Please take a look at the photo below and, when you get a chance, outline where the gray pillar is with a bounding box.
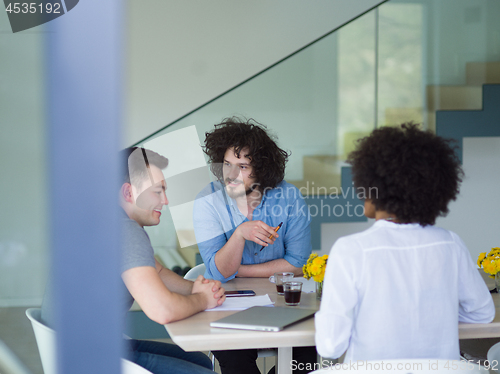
[47,1,123,373]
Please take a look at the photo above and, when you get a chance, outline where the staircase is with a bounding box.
[427,61,500,131]
[289,61,500,196]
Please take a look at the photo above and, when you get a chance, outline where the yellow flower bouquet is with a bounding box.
[303,253,328,282]
[478,247,500,278]
[303,253,328,299]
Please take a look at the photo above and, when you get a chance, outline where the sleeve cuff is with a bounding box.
[206,260,237,283]
[283,253,308,269]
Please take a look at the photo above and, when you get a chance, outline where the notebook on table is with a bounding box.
[210,306,316,332]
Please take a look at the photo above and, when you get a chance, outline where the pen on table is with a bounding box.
[260,222,283,251]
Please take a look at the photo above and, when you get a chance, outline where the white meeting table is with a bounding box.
[165,277,319,374]
[164,276,500,374]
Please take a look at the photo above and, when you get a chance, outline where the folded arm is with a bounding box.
[214,220,280,279]
[237,258,302,278]
[155,259,194,295]
[122,265,225,325]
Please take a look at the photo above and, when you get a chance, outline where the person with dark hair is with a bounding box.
[193,118,315,374]
[194,118,311,281]
[315,123,495,362]
[42,147,226,374]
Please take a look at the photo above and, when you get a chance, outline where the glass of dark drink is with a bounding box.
[283,281,303,306]
[274,272,294,295]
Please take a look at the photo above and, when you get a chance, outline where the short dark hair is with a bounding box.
[347,123,463,226]
[121,147,169,188]
[203,117,289,191]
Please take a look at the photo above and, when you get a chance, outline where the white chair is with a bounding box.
[309,359,489,373]
[25,309,56,374]
[183,263,207,280]
[25,308,152,374]
[183,264,277,371]
[0,339,32,374]
[487,342,500,372]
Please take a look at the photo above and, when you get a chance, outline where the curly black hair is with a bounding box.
[347,123,463,226]
[203,117,289,191]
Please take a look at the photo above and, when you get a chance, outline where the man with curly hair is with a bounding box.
[194,117,311,281]
[315,123,495,362]
[193,117,315,374]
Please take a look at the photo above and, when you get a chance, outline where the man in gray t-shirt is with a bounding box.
[43,147,226,374]
[119,147,226,374]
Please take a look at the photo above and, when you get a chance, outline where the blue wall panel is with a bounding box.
[437,84,500,163]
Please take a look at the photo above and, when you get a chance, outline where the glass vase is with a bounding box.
[495,272,500,293]
[316,281,323,300]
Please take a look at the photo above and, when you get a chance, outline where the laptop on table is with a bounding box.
[210,306,316,332]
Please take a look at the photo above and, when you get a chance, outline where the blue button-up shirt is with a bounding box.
[193,180,312,282]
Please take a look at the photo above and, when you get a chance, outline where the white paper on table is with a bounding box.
[206,294,274,311]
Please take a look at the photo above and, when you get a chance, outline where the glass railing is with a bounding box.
[134,0,500,264]
[137,0,499,194]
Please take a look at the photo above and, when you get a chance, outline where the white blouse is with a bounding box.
[315,220,495,361]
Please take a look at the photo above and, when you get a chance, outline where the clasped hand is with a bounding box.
[192,275,225,309]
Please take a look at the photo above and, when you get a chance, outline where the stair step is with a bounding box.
[466,62,500,85]
[426,85,484,131]
[426,85,483,112]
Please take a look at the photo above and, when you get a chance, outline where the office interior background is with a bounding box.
[1,0,499,372]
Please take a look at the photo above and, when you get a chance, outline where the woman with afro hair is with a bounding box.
[315,123,494,362]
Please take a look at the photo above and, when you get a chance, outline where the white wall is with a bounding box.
[125,0,385,145]
[141,32,341,181]
[436,137,500,262]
